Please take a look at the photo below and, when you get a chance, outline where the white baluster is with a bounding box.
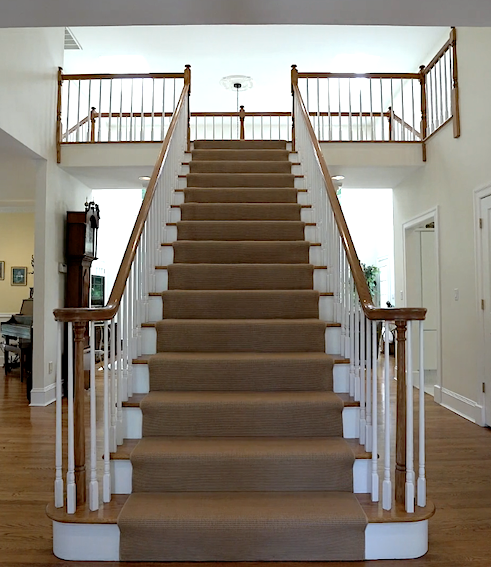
[121,287,129,401]
[89,321,99,511]
[417,320,427,507]
[371,320,379,501]
[354,295,360,401]
[66,322,76,514]
[103,321,111,502]
[349,275,355,398]
[128,267,134,397]
[110,318,117,452]
[382,320,392,510]
[365,316,373,452]
[116,309,124,446]
[54,322,64,508]
[359,309,366,445]
[406,321,415,513]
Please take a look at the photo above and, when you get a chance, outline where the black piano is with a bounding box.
[1,299,33,401]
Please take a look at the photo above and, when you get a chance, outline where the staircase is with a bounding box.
[117,140,367,561]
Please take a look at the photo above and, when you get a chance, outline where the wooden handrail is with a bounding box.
[62,72,186,81]
[424,37,452,75]
[298,72,420,80]
[390,111,421,138]
[54,78,190,323]
[292,68,426,323]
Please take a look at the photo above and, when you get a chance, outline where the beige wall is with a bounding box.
[393,27,491,423]
[0,213,35,314]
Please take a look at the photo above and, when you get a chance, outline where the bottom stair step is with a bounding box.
[118,491,367,561]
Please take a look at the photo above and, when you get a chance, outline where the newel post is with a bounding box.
[291,65,298,151]
[239,106,246,140]
[395,319,407,506]
[184,64,192,152]
[419,65,427,162]
[73,321,86,506]
[388,106,393,141]
[450,28,460,139]
[90,107,96,143]
[56,67,63,164]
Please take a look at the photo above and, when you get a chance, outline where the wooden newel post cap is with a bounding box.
[240,105,245,111]
[185,64,191,69]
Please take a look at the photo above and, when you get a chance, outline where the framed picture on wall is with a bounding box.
[11,266,27,286]
[0,261,4,280]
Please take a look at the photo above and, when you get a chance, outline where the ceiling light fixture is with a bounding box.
[139,176,151,181]
[332,175,345,181]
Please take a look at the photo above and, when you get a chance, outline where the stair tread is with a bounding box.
[112,438,369,460]
[156,318,339,327]
[120,491,366,521]
[138,351,339,363]
[142,390,343,404]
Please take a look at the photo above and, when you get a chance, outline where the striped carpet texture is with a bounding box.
[118,139,367,561]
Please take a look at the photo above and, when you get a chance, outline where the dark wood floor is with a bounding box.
[1,363,491,566]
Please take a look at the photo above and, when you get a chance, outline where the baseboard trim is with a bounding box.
[30,382,56,407]
[437,386,483,425]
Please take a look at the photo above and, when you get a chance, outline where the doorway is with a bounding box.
[403,208,441,399]
[475,187,491,426]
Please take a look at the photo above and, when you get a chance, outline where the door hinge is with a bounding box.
[483,382,486,393]
[480,218,483,229]
[482,299,485,310]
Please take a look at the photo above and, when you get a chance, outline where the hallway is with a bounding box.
[0,363,490,566]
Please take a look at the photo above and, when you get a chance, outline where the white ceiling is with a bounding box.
[2,0,491,28]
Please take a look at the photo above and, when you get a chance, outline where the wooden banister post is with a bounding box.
[73,322,86,506]
[395,320,407,506]
[291,65,298,151]
[184,65,191,151]
[388,106,393,141]
[450,28,460,139]
[57,67,63,164]
[419,65,427,162]
[239,106,246,140]
[90,107,96,143]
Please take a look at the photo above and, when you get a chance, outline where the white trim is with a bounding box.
[438,386,483,424]
[402,206,442,404]
[365,520,428,560]
[53,521,120,560]
[30,382,56,407]
[473,183,491,427]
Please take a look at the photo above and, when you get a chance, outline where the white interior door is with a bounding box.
[479,194,491,425]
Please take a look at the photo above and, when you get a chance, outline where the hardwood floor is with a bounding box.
[1,362,491,566]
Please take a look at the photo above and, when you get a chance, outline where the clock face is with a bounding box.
[85,225,95,256]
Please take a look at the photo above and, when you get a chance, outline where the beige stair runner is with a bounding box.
[118,139,367,561]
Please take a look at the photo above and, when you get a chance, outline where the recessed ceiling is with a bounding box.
[2,0,491,27]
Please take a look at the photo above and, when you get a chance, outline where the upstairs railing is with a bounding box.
[296,27,459,160]
[292,64,428,513]
[52,66,191,513]
[56,69,188,161]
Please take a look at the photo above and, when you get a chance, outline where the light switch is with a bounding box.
[454,288,459,301]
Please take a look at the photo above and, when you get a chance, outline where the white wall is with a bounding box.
[91,189,143,302]
[393,27,491,423]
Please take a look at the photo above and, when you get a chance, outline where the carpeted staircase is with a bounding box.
[117,140,368,561]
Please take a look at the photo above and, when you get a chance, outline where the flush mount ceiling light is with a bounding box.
[139,176,151,181]
[332,175,345,181]
[219,75,254,92]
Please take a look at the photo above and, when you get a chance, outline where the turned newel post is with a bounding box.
[291,65,298,151]
[184,64,191,152]
[395,319,407,506]
[450,28,460,138]
[239,106,246,140]
[419,65,427,162]
[90,107,96,143]
[57,67,63,164]
[73,321,86,506]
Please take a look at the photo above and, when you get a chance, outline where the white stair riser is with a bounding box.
[132,361,351,396]
[111,455,371,496]
[140,324,340,357]
[122,405,359,440]
[148,296,163,321]
[173,191,185,205]
[52,518,429,561]
[163,225,178,243]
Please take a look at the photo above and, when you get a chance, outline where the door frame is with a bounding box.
[473,184,491,426]
[402,206,442,403]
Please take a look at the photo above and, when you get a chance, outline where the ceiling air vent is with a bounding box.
[64,28,82,50]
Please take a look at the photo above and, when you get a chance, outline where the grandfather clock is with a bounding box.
[66,201,100,315]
